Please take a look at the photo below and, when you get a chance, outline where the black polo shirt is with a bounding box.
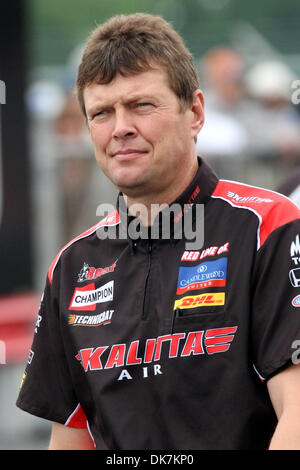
[16,158,300,449]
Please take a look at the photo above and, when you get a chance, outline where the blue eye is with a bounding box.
[135,102,154,111]
[91,109,110,121]
[95,110,106,116]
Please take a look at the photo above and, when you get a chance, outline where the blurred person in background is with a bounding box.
[246,60,300,168]
[196,47,278,166]
[277,166,300,208]
[54,89,118,243]
[54,90,94,242]
[246,60,300,205]
[16,13,300,450]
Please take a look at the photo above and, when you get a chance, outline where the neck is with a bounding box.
[125,158,199,226]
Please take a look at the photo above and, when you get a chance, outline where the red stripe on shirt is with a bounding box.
[212,180,300,248]
[65,404,87,428]
[48,210,119,284]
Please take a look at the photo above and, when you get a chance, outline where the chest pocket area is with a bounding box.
[172,256,229,331]
[171,292,227,333]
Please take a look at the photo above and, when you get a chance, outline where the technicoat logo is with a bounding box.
[69,281,114,311]
[69,310,114,327]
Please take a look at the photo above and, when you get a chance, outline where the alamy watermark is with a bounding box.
[0,80,6,104]
[291,80,300,105]
[0,340,6,365]
[291,340,300,365]
[96,198,204,250]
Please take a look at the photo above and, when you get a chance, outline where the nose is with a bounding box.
[112,108,137,140]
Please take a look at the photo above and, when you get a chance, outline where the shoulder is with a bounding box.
[211,179,300,249]
[47,210,120,284]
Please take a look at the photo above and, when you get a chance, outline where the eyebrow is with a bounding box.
[87,93,160,116]
[100,92,157,106]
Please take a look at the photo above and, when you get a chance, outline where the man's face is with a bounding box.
[84,67,204,203]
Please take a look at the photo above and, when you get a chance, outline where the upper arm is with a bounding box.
[49,422,95,450]
[267,363,300,419]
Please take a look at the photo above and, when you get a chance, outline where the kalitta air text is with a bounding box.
[75,326,237,380]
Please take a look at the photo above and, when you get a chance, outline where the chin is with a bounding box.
[111,169,148,191]
[116,182,145,196]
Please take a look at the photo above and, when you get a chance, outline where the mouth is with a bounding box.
[111,149,148,161]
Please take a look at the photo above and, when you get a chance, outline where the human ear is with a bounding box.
[190,89,205,138]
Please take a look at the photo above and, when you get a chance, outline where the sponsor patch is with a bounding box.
[181,242,229,262]
[69,310,114,327]
[289,268,300,287]
[174,292,225,310]
[292,294,300,307]
[177,257,227,294]
[75,326,238,375]
[69,281,114,311]
[291,235,300,266]
[226,191,273,204]
[77,261,116,282]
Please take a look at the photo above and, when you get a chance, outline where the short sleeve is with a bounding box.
[16,276,87,428]
[251,219,300,381]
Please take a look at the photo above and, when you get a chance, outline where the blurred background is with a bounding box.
[0,0,299,449]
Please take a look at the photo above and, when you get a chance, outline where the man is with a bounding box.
[17,13,300,450]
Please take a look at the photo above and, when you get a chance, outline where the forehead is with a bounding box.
[83,67,176,108]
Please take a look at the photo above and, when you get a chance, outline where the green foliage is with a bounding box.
[27,0,300,68]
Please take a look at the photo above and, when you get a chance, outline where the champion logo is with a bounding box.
[69,281,114,311]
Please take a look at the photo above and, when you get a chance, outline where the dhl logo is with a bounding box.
[174,292,225,309]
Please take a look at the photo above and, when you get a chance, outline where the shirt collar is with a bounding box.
[116,156,219,243]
